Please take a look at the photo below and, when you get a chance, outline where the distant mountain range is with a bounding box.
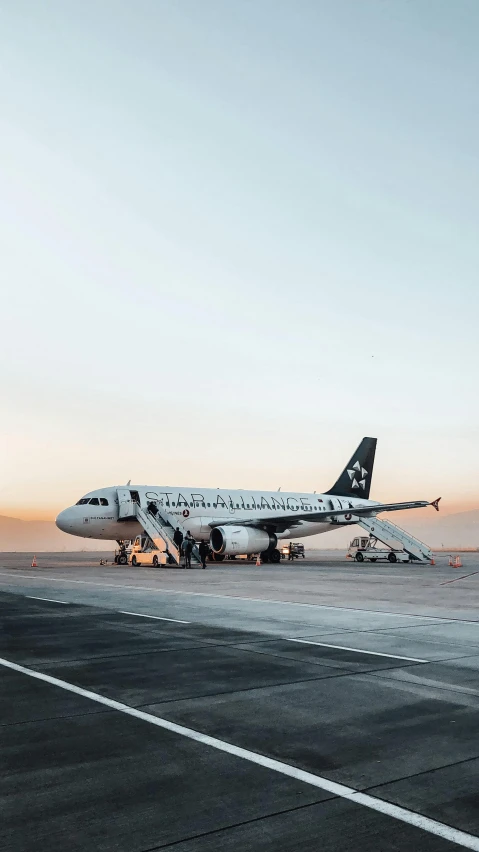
[317,509,479,550]
[0,510,477,552]
[0,515,111,552]
[403,509,479,549]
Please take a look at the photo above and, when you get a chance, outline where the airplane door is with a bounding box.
[328,497,343,523]
[117,488,135,520]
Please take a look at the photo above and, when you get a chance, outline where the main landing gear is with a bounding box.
[260,548,281,564]
[209,552,225,562]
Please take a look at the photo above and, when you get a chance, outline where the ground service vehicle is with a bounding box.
[280,542,306,559]
[129,535,171,567]
[347,535,411,563]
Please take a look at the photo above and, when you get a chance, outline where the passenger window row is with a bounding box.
[165,502,318,511]
[170,501,210,508]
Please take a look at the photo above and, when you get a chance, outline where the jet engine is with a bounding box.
[210,526,277,555]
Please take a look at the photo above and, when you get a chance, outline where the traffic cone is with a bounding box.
[31,555,37,568]
[256,554,261,566]
[454,555,463,568]
[430,556,435,566]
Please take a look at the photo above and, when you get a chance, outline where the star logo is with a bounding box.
[347,460,368,490]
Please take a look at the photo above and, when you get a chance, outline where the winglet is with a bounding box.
[431,497,441,512]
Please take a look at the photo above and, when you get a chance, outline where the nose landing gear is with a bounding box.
[114,540,129,565]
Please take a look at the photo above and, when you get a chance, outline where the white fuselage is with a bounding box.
[56,484,377,543]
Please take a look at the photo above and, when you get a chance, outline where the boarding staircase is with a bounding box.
[135,504,201,567]
[357,516,432,563]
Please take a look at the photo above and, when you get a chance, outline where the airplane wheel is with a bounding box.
[211,553,225,562]
[388,552,397,563]
[131,556,138,566]
[355,552,364,562]
[261,551,270,563]
[269,548,281,564]
[152,555,158,567]
[118,555,127,565]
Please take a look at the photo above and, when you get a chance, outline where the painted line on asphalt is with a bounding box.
[285,637,427,663]
[440,572,479,586]
[0,572,463,623]
[0,656,477,851]
[25,596,69,605]
[119,610,190,624]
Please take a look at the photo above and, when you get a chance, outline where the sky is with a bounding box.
[0,0,478,521]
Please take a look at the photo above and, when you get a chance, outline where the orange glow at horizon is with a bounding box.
[0,506,63,522]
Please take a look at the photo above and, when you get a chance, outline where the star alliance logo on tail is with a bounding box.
[347,460,368,490]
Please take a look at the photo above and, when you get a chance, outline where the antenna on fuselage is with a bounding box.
[277,487,281,491]
[126,479,131,486]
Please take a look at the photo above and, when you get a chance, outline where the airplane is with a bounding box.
[55,437,440,562]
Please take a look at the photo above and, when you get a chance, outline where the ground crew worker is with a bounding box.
[198,540,209,569]
[173,527,183,557]
[183,532,194,569]
[288,541,294,561]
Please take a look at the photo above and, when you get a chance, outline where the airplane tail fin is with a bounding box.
[326,437,377,500]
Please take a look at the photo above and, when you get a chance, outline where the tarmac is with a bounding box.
[2,551,479,851]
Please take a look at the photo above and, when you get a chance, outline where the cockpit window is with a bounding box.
[76,498,89,505]
[89,497,100,505]
[100,498,109,506]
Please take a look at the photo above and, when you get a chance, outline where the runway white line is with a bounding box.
[440,572,479,587]
[0,656,477,850]
[119,610,190,624]
[0,572,464,623]
[285,638,427,663]
[25,596,69,605]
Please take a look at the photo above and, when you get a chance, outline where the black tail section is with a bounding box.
[326,437,377,500]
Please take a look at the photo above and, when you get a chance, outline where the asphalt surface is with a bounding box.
[2,553,479,851]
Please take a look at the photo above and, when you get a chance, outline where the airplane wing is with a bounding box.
[209,498,440,533]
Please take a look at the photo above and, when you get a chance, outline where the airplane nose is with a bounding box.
[56,509,73,532]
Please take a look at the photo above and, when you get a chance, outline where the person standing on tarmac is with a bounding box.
[198,540,209,569]
[183,531,194,569]
[288,541,294,561]
[173,527,183,558]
